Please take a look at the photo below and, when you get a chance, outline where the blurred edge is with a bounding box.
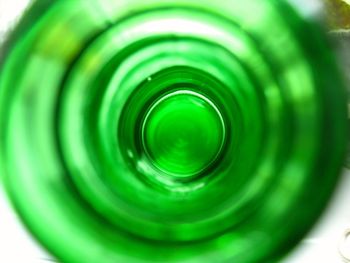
[0,0,349,262]
[325,0,350,29]
[329,31,350,169]
[322,0,350,168]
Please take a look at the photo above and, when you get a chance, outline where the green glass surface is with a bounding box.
[141,90,225,179]
[0,0,348,262]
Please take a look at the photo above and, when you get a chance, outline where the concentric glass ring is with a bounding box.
[0,0,348,262]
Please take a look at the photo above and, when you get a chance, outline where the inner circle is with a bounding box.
[141,90,226,179]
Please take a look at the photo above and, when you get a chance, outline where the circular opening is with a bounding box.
[141,90,226,179]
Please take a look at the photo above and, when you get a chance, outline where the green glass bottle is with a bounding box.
[0,0,348,262]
